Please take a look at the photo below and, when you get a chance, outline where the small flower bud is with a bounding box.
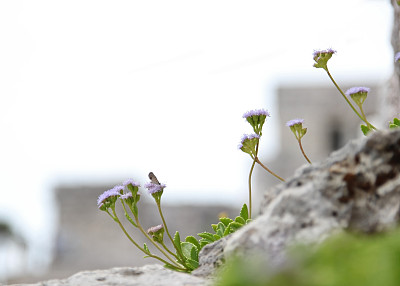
[286,119,307,140]
[242,109,270,135]
[147,224,164,243]
[313,49,336,70]
[345,87,370,108]
[238,133,260,158]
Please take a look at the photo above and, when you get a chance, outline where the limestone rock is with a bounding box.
[8,264,207,286]
[194,129,400,276]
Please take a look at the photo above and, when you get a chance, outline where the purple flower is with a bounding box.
[97,185,123,208]
[395,52,400,63]
[312,48,336,58]
[147,224,164,234]
[120,193,133,200]
[144,182,166,194]
[286,119,304,127]
[238,133,260,150]
[122,179,140,187]
[345,87,370,96]
[242,109,270,119]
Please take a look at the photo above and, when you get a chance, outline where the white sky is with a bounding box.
[0,0,394,277]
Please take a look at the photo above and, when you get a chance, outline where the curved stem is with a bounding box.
[156,202,187,267]
[120,201,181,267]
[248,158,256,220]
[359,105,377,131]
[110,208,183,269]
[161,241,179,259]
[298,139,312,164]
[254,157,285,182]
[325,68,377,130]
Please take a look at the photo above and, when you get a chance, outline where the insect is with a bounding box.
[148,172,161,185]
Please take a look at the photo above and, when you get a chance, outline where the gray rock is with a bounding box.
[8,264,207,286]
[195,129,400,276]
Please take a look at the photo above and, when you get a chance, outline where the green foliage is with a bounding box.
[361,124,372,135]
[389,117,400,129]
[195,204,250,251]
[216,228,400,286]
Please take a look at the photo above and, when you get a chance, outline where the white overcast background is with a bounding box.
[0,0,394,277]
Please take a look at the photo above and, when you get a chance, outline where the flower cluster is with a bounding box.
[242,109,270,135]
[313,48,336,70]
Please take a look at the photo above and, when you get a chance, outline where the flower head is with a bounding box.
[313,49,336,70]
[120,192,133,200]
[122,179,140,187]
[144,182,166,194]
[147,224,164,243]
[287,118,307,140]
[238,133,260,158]
[97,185,123,210]
[242,109,270,135]
[345,86,370,107]
[286,119,304,127]
[395,52,400,63]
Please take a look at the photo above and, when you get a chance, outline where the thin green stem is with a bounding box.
[161,241,179,259]
[298,139,312,164]
[359,105,377,131]
[109,208,183,269]
[120,201,181,267]
[156,202,187,267]
[254,157,285,182]
[325,68,377,130]
[248,158,256,220]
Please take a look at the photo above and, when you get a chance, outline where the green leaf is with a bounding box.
[245,219,252,224]
[216,222,226,237]
[213,234,221,240]
[394,117,400,125]
[190,244,199,261]
[223,224,231,236]
[360,124,371,136]
[173,231,182,254]
[198,232,216,241]
[143,243,150,254]
[240,204,249,221]
[181,242,200,269]
[185,236,201,251]
[199,240,210,248]
[211,224,218,232]
[219,217,234,227]
[228,221,244,233]
[235,216,246,225]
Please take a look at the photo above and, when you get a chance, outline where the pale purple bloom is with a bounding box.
[147,224,164,234]
[238,134,260,149]
[242,109,270,119]
[120,193,133,200]
[395,52,400,62]
[97,186,123,208]
[286,119,304,127]
[144,182,166,194]
[312,48,336,58]
[345,87,370,96]
[122,179,140,187]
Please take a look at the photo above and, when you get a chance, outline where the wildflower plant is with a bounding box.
[98,47,400,273]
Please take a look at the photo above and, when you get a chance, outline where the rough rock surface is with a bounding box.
[7,265,207,286]
[193,129,400,277]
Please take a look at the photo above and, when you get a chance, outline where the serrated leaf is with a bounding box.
[185,236,201,251]
[240,204,249,221]
[216,222,226,237]
[360,124,371,136]
[211,224,218,232]
[143,243,150,254]
[228,221,244,233]
[213,234,221,240]
[223,225,231,236]
[200,240,210,248]
[186,258,199,270]
[198,232,215,241]
[181,242,198,269]
[235,216,246,225]
[190,244,199,261]
[173,231,182,254]
[219,217,233,226]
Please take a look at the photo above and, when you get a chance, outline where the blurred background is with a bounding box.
[0,0,395,283]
